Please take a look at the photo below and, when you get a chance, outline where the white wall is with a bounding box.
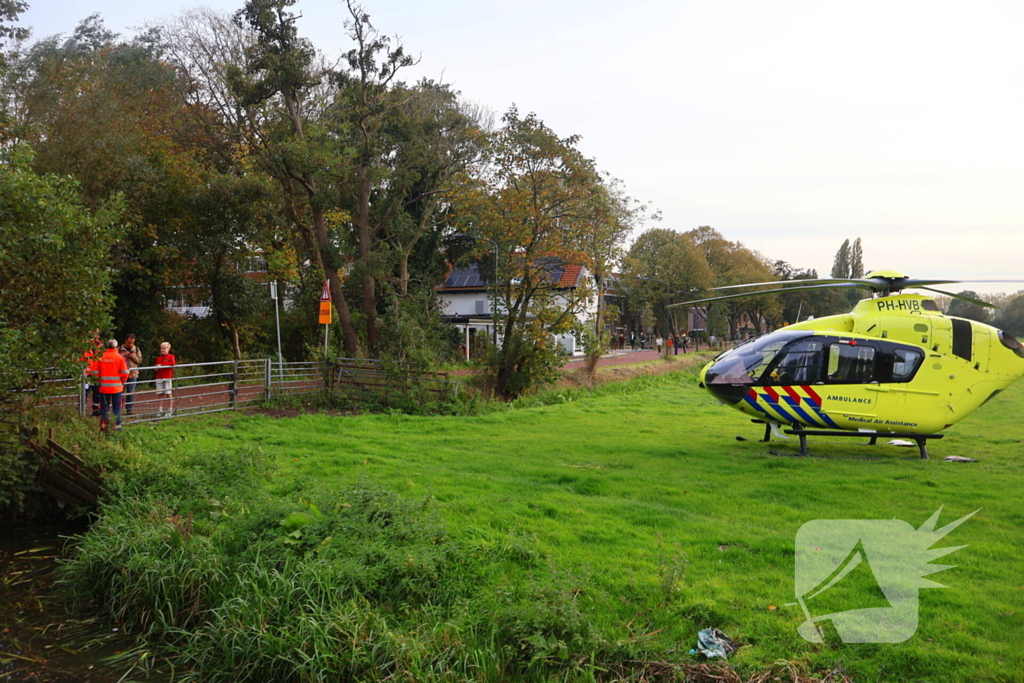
[440,291,491,317]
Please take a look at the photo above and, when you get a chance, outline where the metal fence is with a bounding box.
[36,357,460,425]
[332,358,459,404]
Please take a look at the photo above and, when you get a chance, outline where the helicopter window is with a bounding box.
[826,343,876,382]
[765,338,824,385]
[951,319,972,361]
[891,348,923,380]
[704,331,811,385]
[998,331,1024,359]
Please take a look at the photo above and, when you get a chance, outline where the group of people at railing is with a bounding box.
[79,330,176,432]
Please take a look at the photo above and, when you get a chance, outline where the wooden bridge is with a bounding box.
[25,428,103,508]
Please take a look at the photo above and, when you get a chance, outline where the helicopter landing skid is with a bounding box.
[783,427,942,459]
[749,420,942,459]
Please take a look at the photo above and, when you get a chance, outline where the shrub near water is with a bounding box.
[59,472,618,682]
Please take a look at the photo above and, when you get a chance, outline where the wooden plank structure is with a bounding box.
[27,428,103,507]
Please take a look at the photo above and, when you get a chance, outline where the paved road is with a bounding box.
[451,345,721,376]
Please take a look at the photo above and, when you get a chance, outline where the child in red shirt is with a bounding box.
[154,342,176,416]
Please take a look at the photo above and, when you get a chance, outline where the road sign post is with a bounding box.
[319,280,332,358]
[271,280,284,385]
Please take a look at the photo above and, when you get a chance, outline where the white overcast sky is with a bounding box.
[21,0,1024,294]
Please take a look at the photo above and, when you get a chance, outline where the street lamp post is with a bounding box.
[482,238,500,348]
[453,233,500,348]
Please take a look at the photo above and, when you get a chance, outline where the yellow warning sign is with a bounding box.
[319,301,332,325]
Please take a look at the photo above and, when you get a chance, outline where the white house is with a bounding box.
[437,262,596,358]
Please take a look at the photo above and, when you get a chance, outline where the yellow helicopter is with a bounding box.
[669,270,1024,458]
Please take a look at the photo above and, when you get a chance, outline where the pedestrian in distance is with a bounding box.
[155,342,176,417]
[655,335,664,354]
[91,339,129,433]
[119,334,142,415]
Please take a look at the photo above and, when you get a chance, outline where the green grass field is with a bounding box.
[80,361,1024,682]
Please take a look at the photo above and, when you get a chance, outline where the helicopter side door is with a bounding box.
[872,343,938,432]
[817,339,880,429]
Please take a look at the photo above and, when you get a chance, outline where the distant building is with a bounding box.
[437,262,595,357]
[166,284,212,319]
[166,255,271,319]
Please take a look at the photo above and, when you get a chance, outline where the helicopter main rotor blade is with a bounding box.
[917,287,999,308]
[891,279,959,289]
[711,278,869,291]
[667,282,870,309]
[913,279,1024,284]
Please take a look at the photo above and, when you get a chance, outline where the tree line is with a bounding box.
[1,0,1022,407]
[0,0,644,400]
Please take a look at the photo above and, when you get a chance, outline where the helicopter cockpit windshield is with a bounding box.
[704,330,812,386]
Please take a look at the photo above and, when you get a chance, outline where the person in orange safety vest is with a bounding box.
[90,339,129,432]
[79,329,103,415]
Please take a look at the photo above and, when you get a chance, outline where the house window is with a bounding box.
[475,300,486,315]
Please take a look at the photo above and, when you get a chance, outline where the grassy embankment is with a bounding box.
[60,356,1024,682]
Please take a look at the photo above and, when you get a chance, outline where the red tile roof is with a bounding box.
[556,264,583,287]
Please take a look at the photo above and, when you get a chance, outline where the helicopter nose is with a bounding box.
[701,357,752,405]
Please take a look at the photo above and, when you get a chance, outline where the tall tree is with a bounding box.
[5,16,291,360]
[5,18,213,345]
[332,1,417,351]
[621,228,712,340]
[850,237,865,278]
[831,238,852,279]
[828,237,867,311]
[453,107,602,398]
[172,174,276,359]
[376,81,485,298]
[0,0,26,126]
[229,0,362,356]
[686,226,777,339]
[0,144,120,461]
[579,176,647,374]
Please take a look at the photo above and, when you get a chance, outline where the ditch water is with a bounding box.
[0,524,179,683]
